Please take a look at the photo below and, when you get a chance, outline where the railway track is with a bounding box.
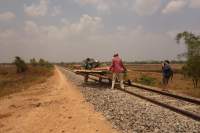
[61,66,200,122]
[120,86,200,122]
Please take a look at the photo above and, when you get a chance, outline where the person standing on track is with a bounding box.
[109,53,126,90]
[162,60,173,91]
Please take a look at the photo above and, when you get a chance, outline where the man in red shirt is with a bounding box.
[109,53,126,90]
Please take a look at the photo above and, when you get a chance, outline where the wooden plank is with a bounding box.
[74,69,105,73]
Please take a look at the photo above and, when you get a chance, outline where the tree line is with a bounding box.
[14,57,53,73]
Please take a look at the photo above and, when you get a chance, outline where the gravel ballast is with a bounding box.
[61,68,200,133]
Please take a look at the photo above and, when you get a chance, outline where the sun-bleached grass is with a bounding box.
[0,65,54,97]
[126,64,200,98]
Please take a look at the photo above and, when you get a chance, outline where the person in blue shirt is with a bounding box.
[162,60,173,91]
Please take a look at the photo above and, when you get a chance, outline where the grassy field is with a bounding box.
[126,64,200,98]
[0,64,54,98]
[126,64,183,73]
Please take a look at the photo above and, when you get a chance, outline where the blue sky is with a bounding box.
[0,0,200,62]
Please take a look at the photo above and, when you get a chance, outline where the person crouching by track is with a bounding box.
[109,53,126,90]
[162,60,173,91]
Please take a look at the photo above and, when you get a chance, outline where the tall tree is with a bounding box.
[176,31,200,88]
[14,56,28,73]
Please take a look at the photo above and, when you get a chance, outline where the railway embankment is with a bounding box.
[61,67,200,133]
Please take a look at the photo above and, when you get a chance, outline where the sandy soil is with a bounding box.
[0,67,118,133]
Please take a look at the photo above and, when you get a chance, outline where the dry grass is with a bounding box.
[126,64,183,73]
[126,64,200,98]
[0,65,54,97]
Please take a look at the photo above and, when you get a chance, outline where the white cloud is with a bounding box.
[51,6,62,16]
[162,0,187,14]
[189,0,200,8]
[61,18,69,24]
[75,0,129,13]
[0,12,16,21]
[0,29,16,38]
[117,26,126,32]
[24,14,103,41]
[133,0,161,16]
[0,13,187,62]
[0,14,102,62]
[77,0,200,15]
[78,0,110,12]
[24,0,48,17]
[88,25,184,61]
[166,30,181,39]
[166,29,200,39]
[78,0,98,4]
[24,21,40,35]
[70,14,102,34]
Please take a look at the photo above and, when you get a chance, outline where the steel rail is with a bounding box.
[118,88,200,122]
[125,83,200,105]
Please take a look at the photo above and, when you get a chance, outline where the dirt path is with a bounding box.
[0,67,118,133]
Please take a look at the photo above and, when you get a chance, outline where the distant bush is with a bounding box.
[13,56,28,73]
[38,58,53,68]
[139,75,156,86]
[30,58,53,68]
[30,58,37,66]
[38,58,46,66]
[60,62,65,66]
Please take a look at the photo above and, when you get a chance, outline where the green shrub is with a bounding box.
[13,56,28,73]
[30,58,37,66]
[139,75,156,86]
[38,58,53,68]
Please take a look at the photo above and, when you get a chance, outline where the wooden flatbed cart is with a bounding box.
[74,69,132,85]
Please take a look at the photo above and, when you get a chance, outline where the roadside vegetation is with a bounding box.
[0,57,54,98]
[127,31,200,98]
[176,31,200,88]
[138,75,156,86]
[126,63,200,98]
